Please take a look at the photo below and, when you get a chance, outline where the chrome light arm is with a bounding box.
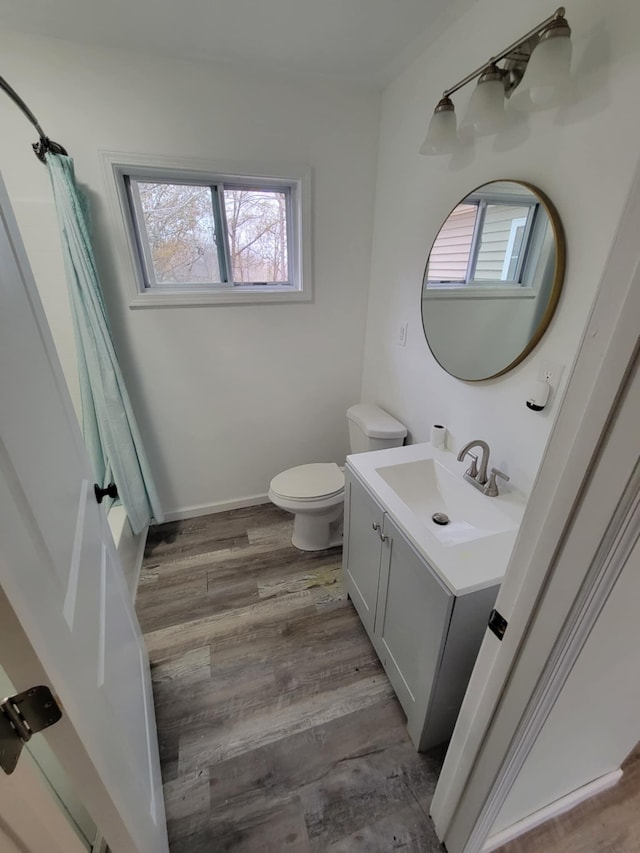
[441,7,568,100]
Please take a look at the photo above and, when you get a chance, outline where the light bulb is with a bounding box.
[420,97,459,155]
[512,19,572,111]
[459,64,506,138]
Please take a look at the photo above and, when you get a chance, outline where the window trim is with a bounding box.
[100,151,312,307]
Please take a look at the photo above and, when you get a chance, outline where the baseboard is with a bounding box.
[482,768,623,852]
[163,494,271,522]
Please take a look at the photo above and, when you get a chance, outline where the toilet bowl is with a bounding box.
[268,463,345,551]
[269,404,408,552]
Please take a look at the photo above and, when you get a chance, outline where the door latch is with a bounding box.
[488,609,508,641]
[0,686,63,774]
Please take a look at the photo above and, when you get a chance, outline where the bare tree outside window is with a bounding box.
[128,175,296,291]
[137,182,221,283]
[126,166,309,304]
[224,189,288,283]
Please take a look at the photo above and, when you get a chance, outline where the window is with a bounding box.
[104,154,311,306]
[426,195,538,289]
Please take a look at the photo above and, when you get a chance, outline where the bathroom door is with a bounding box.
[0,175,168,852]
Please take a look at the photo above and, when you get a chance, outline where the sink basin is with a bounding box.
[375,458,518,546]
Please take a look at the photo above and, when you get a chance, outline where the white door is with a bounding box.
[0,175,168,852]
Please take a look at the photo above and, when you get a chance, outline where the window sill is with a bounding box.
[423,286,536,301]
[129,286,312,308]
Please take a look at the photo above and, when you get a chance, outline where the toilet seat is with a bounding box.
[269,463,344,502]
[268,404,406,551]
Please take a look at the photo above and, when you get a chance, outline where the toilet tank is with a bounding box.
[346,404,407,454]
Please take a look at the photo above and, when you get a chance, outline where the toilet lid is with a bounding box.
[270,463,344,501]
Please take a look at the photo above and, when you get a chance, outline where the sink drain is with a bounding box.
[432,512,450,526]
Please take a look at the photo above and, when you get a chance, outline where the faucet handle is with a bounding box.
[465,452,478,479]
[465,450,478,480]
[485,467,510,497]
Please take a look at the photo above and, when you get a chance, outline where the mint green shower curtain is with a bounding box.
[45,153,163,535]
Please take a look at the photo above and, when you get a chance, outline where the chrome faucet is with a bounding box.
[457,439,509,497]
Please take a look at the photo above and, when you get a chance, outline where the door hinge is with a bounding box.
[0,686,63,774]
[488,609,508,641]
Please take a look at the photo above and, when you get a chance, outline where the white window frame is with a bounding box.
[100,152,312,307]
[465,198,536,287]
[500,216,528,280]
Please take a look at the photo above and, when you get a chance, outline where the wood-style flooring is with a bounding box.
[495,745,640,853]
[137,504,446,852]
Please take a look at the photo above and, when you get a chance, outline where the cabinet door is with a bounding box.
[343,474,384,637]
[376,514,453,747]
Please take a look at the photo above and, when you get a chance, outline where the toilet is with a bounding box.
[269,404,407,551]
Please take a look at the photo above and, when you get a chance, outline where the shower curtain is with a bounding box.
[45,153,163,535]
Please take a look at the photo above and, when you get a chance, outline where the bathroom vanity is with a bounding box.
[342,442,524,751]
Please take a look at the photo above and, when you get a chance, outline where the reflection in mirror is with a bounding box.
[421,181,564,381]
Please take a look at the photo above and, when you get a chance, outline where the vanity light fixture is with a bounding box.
[419,6,572,155]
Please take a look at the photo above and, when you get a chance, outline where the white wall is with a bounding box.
[2,6,638,512]
[492,532,640,834]
[362,0,640,496]
[0,31,381,517]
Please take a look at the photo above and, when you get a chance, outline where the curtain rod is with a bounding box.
[0,74,67,163]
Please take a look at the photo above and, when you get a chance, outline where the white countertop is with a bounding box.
[346,442,526,596]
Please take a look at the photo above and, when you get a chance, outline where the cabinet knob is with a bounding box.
[380,533,391,543]
[372,522,381,532]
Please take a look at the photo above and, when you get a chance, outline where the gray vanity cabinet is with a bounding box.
[343,469,498,751]
[342,473,385,636]
[375,512,453,749]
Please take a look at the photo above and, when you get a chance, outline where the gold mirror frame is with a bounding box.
[421,180,566,382]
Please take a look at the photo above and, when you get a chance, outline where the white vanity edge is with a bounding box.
[346,442,526,596]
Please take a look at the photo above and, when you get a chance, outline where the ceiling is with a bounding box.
[0,0,474,85]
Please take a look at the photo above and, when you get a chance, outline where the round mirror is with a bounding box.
[421,180,565,381]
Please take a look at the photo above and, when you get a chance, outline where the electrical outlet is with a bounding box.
[537,359,564,386]
[398,322,408,347]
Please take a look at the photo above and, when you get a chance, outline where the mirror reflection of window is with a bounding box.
[502,217,527,280]
[427,197,538,288]
[420,181,565,381]
[426,203,476,284]
[475,204,533,283]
